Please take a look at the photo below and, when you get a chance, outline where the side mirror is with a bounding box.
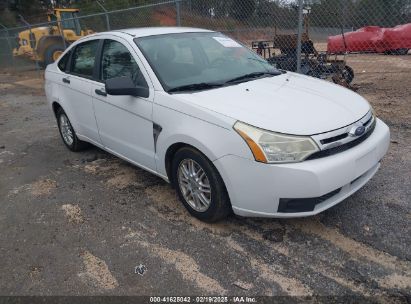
[105,76,149,98]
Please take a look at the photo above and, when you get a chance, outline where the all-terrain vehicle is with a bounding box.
[252,7,355,87]
[252,34,354,86]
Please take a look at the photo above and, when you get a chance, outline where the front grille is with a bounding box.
[320,133,348,145]
[317,113,373,147]
[307,118,376,160]
[363,115,373,127]
[278,188,342,213]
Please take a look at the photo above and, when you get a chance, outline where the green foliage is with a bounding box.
[74,0,158,14]
[0,7,18,27]
[353,0,411,27]
[230,0,256,21]
[252,0,298,28]
[0,0,410,29]
[189,0,257,21]
[308,0,411,28]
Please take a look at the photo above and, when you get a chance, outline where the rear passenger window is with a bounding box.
[101,39,148,88]
[71,40,99,78]
[57,50,71,72]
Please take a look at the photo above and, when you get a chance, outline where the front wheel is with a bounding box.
[172,147,231,222]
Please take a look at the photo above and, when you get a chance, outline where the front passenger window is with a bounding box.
[101,40,148,88]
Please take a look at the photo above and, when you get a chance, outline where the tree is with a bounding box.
[254,0,279,26]
[353,0,411,27]
[305,0,410,29]
[230,0,256,21]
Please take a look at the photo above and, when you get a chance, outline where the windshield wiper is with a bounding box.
[225,71,280,84]
[168,82,224,93]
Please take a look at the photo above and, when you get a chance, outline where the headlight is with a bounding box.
[234,121,319,163]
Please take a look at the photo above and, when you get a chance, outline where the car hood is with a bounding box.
[177,72,370,135]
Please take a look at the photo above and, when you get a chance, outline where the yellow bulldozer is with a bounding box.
[13,8,93,67]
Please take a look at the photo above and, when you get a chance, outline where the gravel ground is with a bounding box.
[0,54,410,300]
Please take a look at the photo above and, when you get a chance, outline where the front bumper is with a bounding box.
[213,118,390,218]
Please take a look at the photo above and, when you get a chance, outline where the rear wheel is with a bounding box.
[172,147,231,222]
[385,49,409,55]
[395,48,409,55]
[56,108,88,152]
[341,65,354,84]
[44,44,65,66]
[333,65,354,85]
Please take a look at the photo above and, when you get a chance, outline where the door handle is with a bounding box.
[95,88,107,97]
[62,77,70,84]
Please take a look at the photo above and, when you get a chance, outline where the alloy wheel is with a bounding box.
[177,159,212,212]
[59,114,74,146]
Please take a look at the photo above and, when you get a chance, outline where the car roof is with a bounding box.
[111,27,214,38]
[72,27,217,47]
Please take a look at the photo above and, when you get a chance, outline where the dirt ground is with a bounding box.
[0,53,410,300]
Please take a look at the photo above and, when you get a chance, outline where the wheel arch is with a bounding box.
[157,121,251,187]
[52,101,62,118]
[164,140,233,219]
[50,97,80,137]
[163,139,219,185]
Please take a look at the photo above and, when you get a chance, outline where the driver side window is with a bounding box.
[101,39,148,88]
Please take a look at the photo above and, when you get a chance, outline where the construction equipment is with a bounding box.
[13,8,93,67]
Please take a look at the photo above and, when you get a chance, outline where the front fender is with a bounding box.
[153,93,253,177]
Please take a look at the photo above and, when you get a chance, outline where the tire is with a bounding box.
[341,65,354,84]
[386,49,409,55]
[306,69,320,79]
[171,147,232,222]
[56,107,89,152]
[395,48,409,55]
[44,44,65,66]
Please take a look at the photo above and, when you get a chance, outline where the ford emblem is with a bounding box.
[349,125,366,137]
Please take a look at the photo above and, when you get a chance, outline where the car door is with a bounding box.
[91,37,156,171]
[59,39,102,145]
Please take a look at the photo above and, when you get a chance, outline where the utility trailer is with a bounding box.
[252,33,354,86]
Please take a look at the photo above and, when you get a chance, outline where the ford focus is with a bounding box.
[45,27,390,222]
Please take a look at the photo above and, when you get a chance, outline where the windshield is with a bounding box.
[61,12,81,36]
[135,32,280,92]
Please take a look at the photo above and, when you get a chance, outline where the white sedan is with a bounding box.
[45,27,390,222]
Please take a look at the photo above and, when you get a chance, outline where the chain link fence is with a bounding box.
[0,0,410,85]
